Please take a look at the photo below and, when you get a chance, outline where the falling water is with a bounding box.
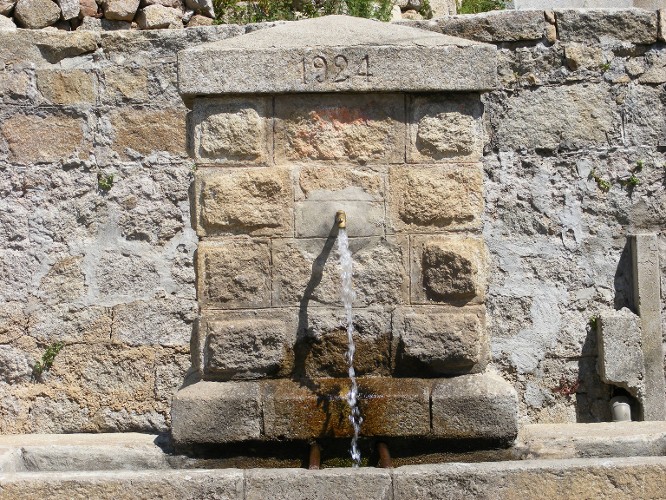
[337,228,362,467]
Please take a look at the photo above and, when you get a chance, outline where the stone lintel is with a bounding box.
[178,16,497,96]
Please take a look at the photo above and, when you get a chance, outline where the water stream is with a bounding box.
[337,228,363,467]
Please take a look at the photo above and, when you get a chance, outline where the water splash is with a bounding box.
[337,228,362,467]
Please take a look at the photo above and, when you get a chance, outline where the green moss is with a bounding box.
[457,0,505,14]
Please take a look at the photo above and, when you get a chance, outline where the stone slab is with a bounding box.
[294,201,385,238]
[171,381,262,446]
[438,10,549,42]
[178,16,497,95]
[555,8,659,44]
[431,371,518,441]
[631,233,666,420]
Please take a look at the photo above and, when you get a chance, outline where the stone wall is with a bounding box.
[1,8,665,434]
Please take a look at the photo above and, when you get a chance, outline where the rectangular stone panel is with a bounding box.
[201,309,297,381]
[410,235,488,305]
[171,381,262,446]
[392,306,489,376]
[295,165,385,202]
[408,94,483,163]
[274,93,405,165]
[191,97,272,165]
[388,165,483,233]
[295,307,392,378]
[194,168,293,237]
[196,239,271,309]
[431,372,518,442]
[556,9,658,44]
[271,236,408,308]
[262,378,430,440]
[295,200,385,238]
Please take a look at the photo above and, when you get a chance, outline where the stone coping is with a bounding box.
[177,15,498,95]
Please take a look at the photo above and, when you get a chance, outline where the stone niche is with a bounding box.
[171,15,518,449]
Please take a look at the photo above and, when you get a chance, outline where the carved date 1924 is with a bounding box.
[301,54,372,84]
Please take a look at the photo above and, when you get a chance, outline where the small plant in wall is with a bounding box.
[97,172,114,192]
[589,169,611,192]
[32,341,65,381]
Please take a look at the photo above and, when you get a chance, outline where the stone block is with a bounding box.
[194,168,293,237]
[245,468,392,500]
[393,306,489,376]
[185,0,214,17]
[431,371,519,441]
[200,309,295,380]
[171,381,262,445]
[178,16,497,95]
[136,5,183,29]
[275,93,405,165]
[596,308,644,399]
[1,113,90,164]
[556,8,658,44]
[295,201,385,238]
[296,165,384,202]
[109,107,186,158]
[14,0,60,28]
[262,378,430,439]
[36,69,96,105]
[103,0,140,21]
[196,239,271,309]
[493,84,620,151]
[411,235,487,305]
[191,97,271,164]
[563,43,605,71]
[623,85,666,147]
[660,9,666,41]
[388,165,483,232]
[271,236,408,308]
[408,94,482,163]
[57,0,79,19]
[102,66,149,102]
[295,307,392,378]
[438,10,549,42]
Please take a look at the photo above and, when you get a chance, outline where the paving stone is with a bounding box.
[388,165,484,233]
[556,8,658,44]
[194,168,293,237]
[171,381,262,445]
[431,371,519,441]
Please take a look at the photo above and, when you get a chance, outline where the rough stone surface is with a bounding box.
[136,5,183,30]
[411,236,487,305]
[294,201,385,238]
[187,13,213,26]
[431,371,519,441]
[0,0,16,15]
[195,168,293,237]
[408,94,482,163]
[13,0,60,28]
[103,0,140,21]
[178,16,497,95]
[192,97,271,164]
[0,13,16,29]
[108,108,186,158]
[438,10,548,42]
[275,94,405,165]
[171,381,262,445]
[393,306,489,376]
[184,0,213,17]
[388,165,484,232]
[556,9,659,44]
[36,70,96,105]
[57,0,79,19]
[196,239,271,309]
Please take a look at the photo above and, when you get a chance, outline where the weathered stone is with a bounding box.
[92,250,163,300]
[563,42,605,71]
[0,345,32,384]
[184,0,212,17]
[187,13,213,26]
[393,306,488,376]
[556,8,658,44]
[1,113,89,164]
[102,66,149,102]
[103,0,140,21]
[36,69,96,105]
[171,381,262,445]
[638,51,666,83]
[295,201,385,238]
[275,94,405,165]
[0,13,16,30]
[136,5,183,30]
[142,0,183,8]
[201,310,294,380]
[14,0,60,28]
[388,165,484,232]
[271,237,408,308]
[296,308,391,378]
[0,0,16,15]
[191,97,271,164]
[622,85,666,147]
[245,469,392,500]
[37,256,85,303]
[79,0,99,17]
[493,84,620,151]
[178,16,497,95]
[597,308,644,399]
[438,10,548,42]
[109,107,186,158]
[408,94,482,162]
[296,166,383,202]
[79,16,130,30]
[660,8,666,41]
[263,378,431,439]
[431,371,519,441]
[393,457,666,499]
[197,239,271,309]
[57,0,79,19]
[195,168,293,237]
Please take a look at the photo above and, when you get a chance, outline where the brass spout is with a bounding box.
[335,210,346,229]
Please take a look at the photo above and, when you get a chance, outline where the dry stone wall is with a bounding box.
[1,8,665,434]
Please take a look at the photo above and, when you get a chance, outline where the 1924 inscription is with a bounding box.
[301,54,372,84]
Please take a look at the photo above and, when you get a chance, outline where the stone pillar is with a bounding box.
[171,15,518,448]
